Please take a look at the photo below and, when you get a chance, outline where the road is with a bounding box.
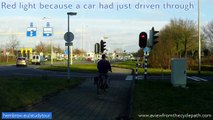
[126,74,213,82]
[0,64,133,119]
[0,64,212,119]
[0,65,94,78]
[0,64,132,79]
[0,65,212,81]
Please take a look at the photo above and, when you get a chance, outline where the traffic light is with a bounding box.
[149,27,159,48]
[139,32,147,48]
[100,40,106,53]
[94,43,100,54]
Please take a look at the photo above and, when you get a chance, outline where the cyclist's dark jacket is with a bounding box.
[97,59,111,73]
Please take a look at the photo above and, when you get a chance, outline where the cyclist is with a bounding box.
[97,54,112,89]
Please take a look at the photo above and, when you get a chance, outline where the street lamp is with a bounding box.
[67,12,77,32]
[66,12,77,80]
[198,0,201,74]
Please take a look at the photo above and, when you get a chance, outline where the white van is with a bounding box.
[32,55,45,65]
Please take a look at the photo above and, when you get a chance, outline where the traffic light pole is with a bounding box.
[144,55,148,80]
[135,63,139,80]
[67,45,70,80]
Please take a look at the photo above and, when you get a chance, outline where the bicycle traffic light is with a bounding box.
[139,32,147,48]
[100,40,106,53]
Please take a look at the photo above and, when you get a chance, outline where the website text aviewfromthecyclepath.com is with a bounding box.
[138,113,212,119]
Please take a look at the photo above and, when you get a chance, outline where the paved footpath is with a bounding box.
[25,73,132,120]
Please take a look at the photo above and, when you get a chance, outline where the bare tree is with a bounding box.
[73,48,85,56]
[55,44,63,53]
[203,20,213,54]
[35,41,46,55]
[5,35,20,55]
[163,19,197,57]
[147,18,198,68]
[203,21,213,42]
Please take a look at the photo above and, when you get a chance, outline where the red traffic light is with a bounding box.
[139,32,147,48]
[141,35,145,38]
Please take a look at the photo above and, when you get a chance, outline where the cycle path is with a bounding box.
[25,72,132,120]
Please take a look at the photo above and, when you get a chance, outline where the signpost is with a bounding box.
[65,12,77,80]
[64,32,74,43]
[43,22,54,64]
[43,27,53,37]
[64,32,74,79]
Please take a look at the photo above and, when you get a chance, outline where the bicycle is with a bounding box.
[94,73,109,94]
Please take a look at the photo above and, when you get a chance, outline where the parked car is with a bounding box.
[16,57,28,66]
[31,55,45,65]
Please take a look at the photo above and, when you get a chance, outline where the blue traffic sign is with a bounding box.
[143,47,150,56]
[64,50,68,55]
[26,27,37,37]
[43,27,53,37]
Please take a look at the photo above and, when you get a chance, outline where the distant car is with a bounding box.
[32,55,45,65]
[16,57,28,66]
[56,57,64,61]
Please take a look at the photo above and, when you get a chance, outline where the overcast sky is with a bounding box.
[0,0,212,52]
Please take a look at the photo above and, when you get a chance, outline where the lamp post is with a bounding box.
[67,12,77,32]
[198,0,201,74]
[66,12,77,80]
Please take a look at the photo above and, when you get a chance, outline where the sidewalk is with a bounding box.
[25,74,132,120]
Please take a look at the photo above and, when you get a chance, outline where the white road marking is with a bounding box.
[191,76,208,82]
[125,75,144,80]
[125,75,133,80]
[187,76,200,81]
[187,76,208,82]
[138,75,144,80]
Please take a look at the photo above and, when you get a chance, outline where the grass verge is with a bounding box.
[133,80,213,120]
[0,76,84,112]
[39,64,98,73]
[112,61,213,76]
[39,64,132,74]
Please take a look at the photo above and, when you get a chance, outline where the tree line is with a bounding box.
[136,18,213,70]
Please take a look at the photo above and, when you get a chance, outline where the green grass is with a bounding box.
[39,64,98,73]
[112,61,213,76]
[0,61,15,65]
[133,80,213,120]
[38,61,213,76]
[0,77,84,112]
[112,61,136,69]
[39,63,133,74]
